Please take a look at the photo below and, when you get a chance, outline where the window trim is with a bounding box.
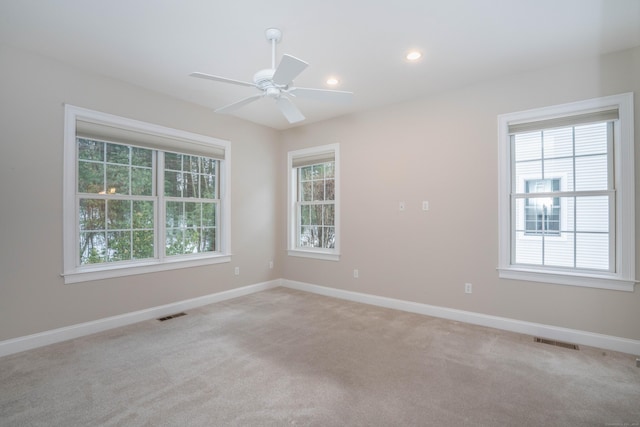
[287,144,340,261]
[63,105,231,284]
[497,93,635,291]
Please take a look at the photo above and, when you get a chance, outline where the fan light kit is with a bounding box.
[190,28,354,124]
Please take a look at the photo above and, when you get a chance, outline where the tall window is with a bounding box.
[64,105,231,284]
[498,93,635,291]
[288,144,340,261]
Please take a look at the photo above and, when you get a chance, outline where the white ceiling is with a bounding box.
[1,0,639,130]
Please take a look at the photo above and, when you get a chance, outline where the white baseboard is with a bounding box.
[3,278,638,358]
[0,279,282,358]
[282,280,640,356]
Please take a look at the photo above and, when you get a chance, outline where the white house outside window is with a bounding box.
[498,93,635,291]
[64,105,231,284]
[287,144,340,261]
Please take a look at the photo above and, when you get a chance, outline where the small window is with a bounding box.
[498,93,635,291]
[287,144,340,261]
[64,105,231,284]
[524,179,560,236]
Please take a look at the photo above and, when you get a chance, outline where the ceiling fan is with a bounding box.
[190,28,353,124]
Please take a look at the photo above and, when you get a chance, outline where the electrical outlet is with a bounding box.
[399,201,405,211]
[422,201,429,211]
[465,283,472,294]
[353,269,359,278]
[234,267,240,276]
[269,261,273,269]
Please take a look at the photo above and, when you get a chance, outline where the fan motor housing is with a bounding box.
[254,68,284,97]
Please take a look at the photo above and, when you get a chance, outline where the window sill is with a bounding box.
[63,254,231,284]
[497,267,636,292]
[288,249,340,262]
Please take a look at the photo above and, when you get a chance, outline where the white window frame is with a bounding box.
[63,105,231,284]
[287,144,340,261]
[498,93,635,291]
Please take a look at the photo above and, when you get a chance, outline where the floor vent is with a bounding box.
[157,312,187,322]
[534,337,579,350]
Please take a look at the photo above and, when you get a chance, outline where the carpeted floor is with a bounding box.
[0,287,639,426]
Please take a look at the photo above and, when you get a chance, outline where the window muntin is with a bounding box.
[64,105,231,284]
[497,93,635,291]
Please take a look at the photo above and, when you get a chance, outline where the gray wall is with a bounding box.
[280,46,640,341]
[0,45,282,341]
[1,43,639,343]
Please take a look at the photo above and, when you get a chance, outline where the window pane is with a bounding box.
[80,232,106,264]
[514,231,542,265]
[182,171,198,198]
[575,122,607,156]
[107,231,131,262]
[575,155,608,191]
[78,161,104,193]
[576,196,609,232]
[106,143,130,165]
[132,201,154,229]
[132,230,154,259]
[78,139,104,161]
[201,228,216,252]
[576,233,609,270]
[300,166,312,181]
[131,167,152,196]
[184,228,199,253]
[79,199,105,231]
[544,232,575,268]
[514,132,541,162]
[543,157,573,191]
[323,204,335,226]
[313,164,324,179]
[299,226,316,247]
[164,171,182,197]
[185,202,201,227]
[131,147,152,167]
[543,127,573,159]
[165,229,183,255]
[324,162,335,178]
[301,181,312,202]
[165,152,181,171]
[166,201,183,227]
[202,203,216,227]
[106,164,129,195]
[200,174,216,199]
[325,179,335,201]
[514,160,541,192]
[201,158,216,175]
[313,180,325,201]
[107,200,131,230]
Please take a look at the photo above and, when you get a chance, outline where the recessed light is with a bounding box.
[326,77,339,86]
[406,51,422,61]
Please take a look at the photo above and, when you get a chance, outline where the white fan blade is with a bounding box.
[190,72,256,88]
[215,94,263,113]
[288,87,353,104]
[275,96,305,123]
[272,54,308,86]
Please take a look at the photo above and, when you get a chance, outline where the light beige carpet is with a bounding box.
[1,287,639,426]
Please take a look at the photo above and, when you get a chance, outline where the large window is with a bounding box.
[287,144,340,261]
[498,93,635,291]
[64,105,231,284]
